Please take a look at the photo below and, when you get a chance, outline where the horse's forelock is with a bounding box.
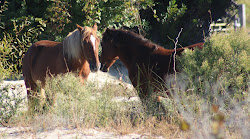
[82,26,98,40]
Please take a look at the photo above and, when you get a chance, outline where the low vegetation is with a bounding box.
[178,30,249,99]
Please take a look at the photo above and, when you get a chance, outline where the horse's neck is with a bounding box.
[118,57,130,70]
[117,45,155,71]
[65,55,87,71]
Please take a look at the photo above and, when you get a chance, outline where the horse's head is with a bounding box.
[100,28,119,72]
[77,24,100,72]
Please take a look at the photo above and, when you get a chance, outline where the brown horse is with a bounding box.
[100,28,204,103]
[22,24,100,108]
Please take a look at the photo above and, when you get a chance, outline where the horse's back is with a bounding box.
[22,40,66,85]
[33,40,61,47]
[23,40,62,67]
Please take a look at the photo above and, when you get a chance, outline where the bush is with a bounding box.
[178,30,249,100]
[0,16,45,79]
[160,30,250,138]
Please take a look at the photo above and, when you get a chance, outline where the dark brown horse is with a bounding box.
[100,28,204,102]
[22,24,100,108]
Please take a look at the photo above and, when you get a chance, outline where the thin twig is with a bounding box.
[173,28,183,75]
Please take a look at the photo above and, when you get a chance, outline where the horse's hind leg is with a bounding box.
[24,78,38,112]
[25,78,46,112]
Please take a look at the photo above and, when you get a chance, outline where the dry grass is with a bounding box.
[1,70,247,138]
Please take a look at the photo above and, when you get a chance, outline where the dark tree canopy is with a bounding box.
[140,0,237,47]
[0,0,238,73]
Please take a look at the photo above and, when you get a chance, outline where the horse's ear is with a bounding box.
[92,23,97,32]
[76,24,83,31]
[132,26,140,34]
[106,28,111,35]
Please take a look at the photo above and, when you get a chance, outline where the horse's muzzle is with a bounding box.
[90,62,100,72]
[100,63,109,72]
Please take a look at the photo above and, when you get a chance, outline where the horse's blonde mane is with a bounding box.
[63,26,96,60]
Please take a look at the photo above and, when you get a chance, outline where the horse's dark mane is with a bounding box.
[107,28,160,49]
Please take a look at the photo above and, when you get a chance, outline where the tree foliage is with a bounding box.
[178,30,249,100]
[140,0,237,47]
[0,0,238,75]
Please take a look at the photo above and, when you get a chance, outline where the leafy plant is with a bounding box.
[81,0,154,32]
[0,16,45,78]
[45,0,70,41]
[0,0,8,30]
[178,30,249,100]
[160,0,187,23]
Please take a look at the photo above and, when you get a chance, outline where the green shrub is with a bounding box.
[178,30,249,100]
[0,17,45,79]
[0,61,12,80]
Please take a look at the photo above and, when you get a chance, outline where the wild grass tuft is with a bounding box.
[43,73,144,129]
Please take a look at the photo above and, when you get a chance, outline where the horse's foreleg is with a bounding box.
[79,62,90,84]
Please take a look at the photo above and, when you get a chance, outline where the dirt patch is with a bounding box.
[0,126,164,139]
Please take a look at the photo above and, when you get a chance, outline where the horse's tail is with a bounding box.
[184,42,205,50]
[22,44,37,95]
[173,42,205,56]
[22,45,31,81]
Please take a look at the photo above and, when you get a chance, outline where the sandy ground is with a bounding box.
[0,61,163,139]
[0,127,160,139]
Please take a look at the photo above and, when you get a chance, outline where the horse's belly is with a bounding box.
[31,57,67,84]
